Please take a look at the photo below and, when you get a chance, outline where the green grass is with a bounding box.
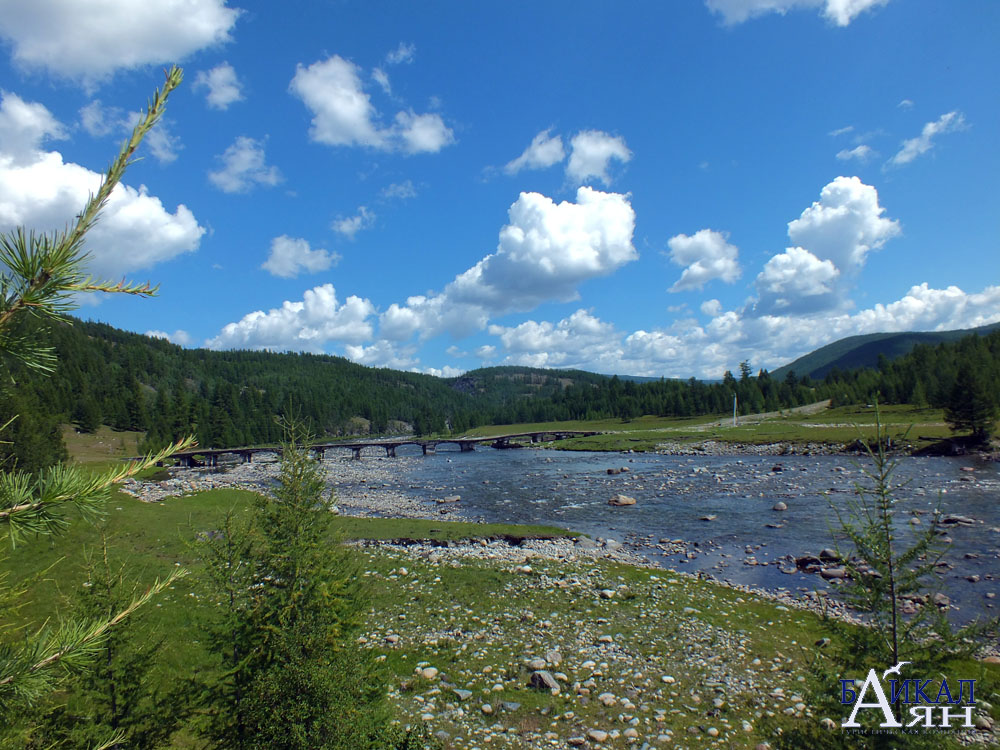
[458,405,954,453]
[4,483,996,748]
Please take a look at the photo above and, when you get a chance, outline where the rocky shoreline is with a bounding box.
[118,456,881,630]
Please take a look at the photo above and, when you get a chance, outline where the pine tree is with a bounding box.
[201,422,411,749]
[944,365,997,443]
[0,67,194,740]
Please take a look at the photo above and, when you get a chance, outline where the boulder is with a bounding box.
[772,501,788,511]
[608,494,636,506]
[818,548,841,563]
[529,670,560,693]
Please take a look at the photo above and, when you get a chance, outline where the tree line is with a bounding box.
[2,320,997,473]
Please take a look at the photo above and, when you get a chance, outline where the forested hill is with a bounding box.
[771,322,1000,381]
[3,318,998,472]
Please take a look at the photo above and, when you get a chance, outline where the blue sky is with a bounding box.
[0,0,997,378]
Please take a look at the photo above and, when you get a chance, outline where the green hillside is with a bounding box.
[771,322,1000,380]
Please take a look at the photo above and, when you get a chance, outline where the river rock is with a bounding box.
[941,514,976,525]
[530,670,560,693]
[609,494,636,506]
[818,548,841,562]
[436,495,461,504]
[773,501,787,511]
[820,567,848,580]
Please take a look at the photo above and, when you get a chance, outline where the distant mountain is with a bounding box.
[771,322,1000,381]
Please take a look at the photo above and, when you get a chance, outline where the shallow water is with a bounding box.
[370,446,1000,622]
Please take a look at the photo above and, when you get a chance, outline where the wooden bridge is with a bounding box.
[167,430,601,467]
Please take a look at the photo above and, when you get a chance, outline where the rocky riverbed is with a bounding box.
[118,452,998,747]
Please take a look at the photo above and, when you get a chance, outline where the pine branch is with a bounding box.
[1,436,196,546]
[0,66,182,369]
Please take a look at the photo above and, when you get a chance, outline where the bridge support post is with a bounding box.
[459,441,475,452]
[352,448,362,461]
[385,445,396,458]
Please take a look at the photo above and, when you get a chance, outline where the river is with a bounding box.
[366,446,999,623]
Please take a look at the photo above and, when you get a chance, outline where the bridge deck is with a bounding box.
[159,430,600,466]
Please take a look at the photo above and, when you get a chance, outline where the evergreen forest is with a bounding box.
[3,317,999,472]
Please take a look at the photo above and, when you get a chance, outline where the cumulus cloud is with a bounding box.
[481,283,1000,379]
[146,329,191,346]
[0,92,66,163]
[206,284,376,352]
[836,144,874,162]
[79,100,123,137]
[887,111,966,168]
[373,187,637,343]
[786,175,899,271]
[78,101,180,164]
[700,298,723,317]
[393,110,454,154]
[744,176,898,316]
[488,310,620,370]
[0,94,204,279]
[504,129,565,175]
[208,136,282,193]
[344,340,420,370]
[753,246,840,313]
[705,0,888,26]
[666,229,741,292]
[289,54,453,154]
[0,0,239,81]
[566,131,631,185]
[194,62,243,109]
[332,206,375,239]
[260,235,340,279]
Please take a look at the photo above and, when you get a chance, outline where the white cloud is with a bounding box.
[786,175,899,271]
[488,309,620,370]
[705,0,888,26]
[898,99,914,109]
[504,129,565,175]
[700,298,723,317]
[424,365,464,378]
[290,54,453,154]
[381,180,417,200]
[260,235,340,279]
[0,97,204,279]
[0,0,239,81]
[475,344,496,359]
[78,102,180,164]
[146,329,191,346]
[0,92,66,163]
[887,111,966,168]
[753,246,840,313]
[566,130,631,185]
[393,110,454,154]
[124,111,180,164]
[386,42,415,65]
[332,206,375,239]
[206,284,376,352]
[208,136,282,193]
[829,125,854,137]
[742,176,898,316]
[79,100,123,137]
[836,144,874,162]
[372,67,391,95]
[666,229,741,292]
[377,187,637,342]
[194,62,243,110]
[344,340,419,370]
[483,283,1000,379]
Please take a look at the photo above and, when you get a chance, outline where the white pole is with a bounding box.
[733,393,737,427]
